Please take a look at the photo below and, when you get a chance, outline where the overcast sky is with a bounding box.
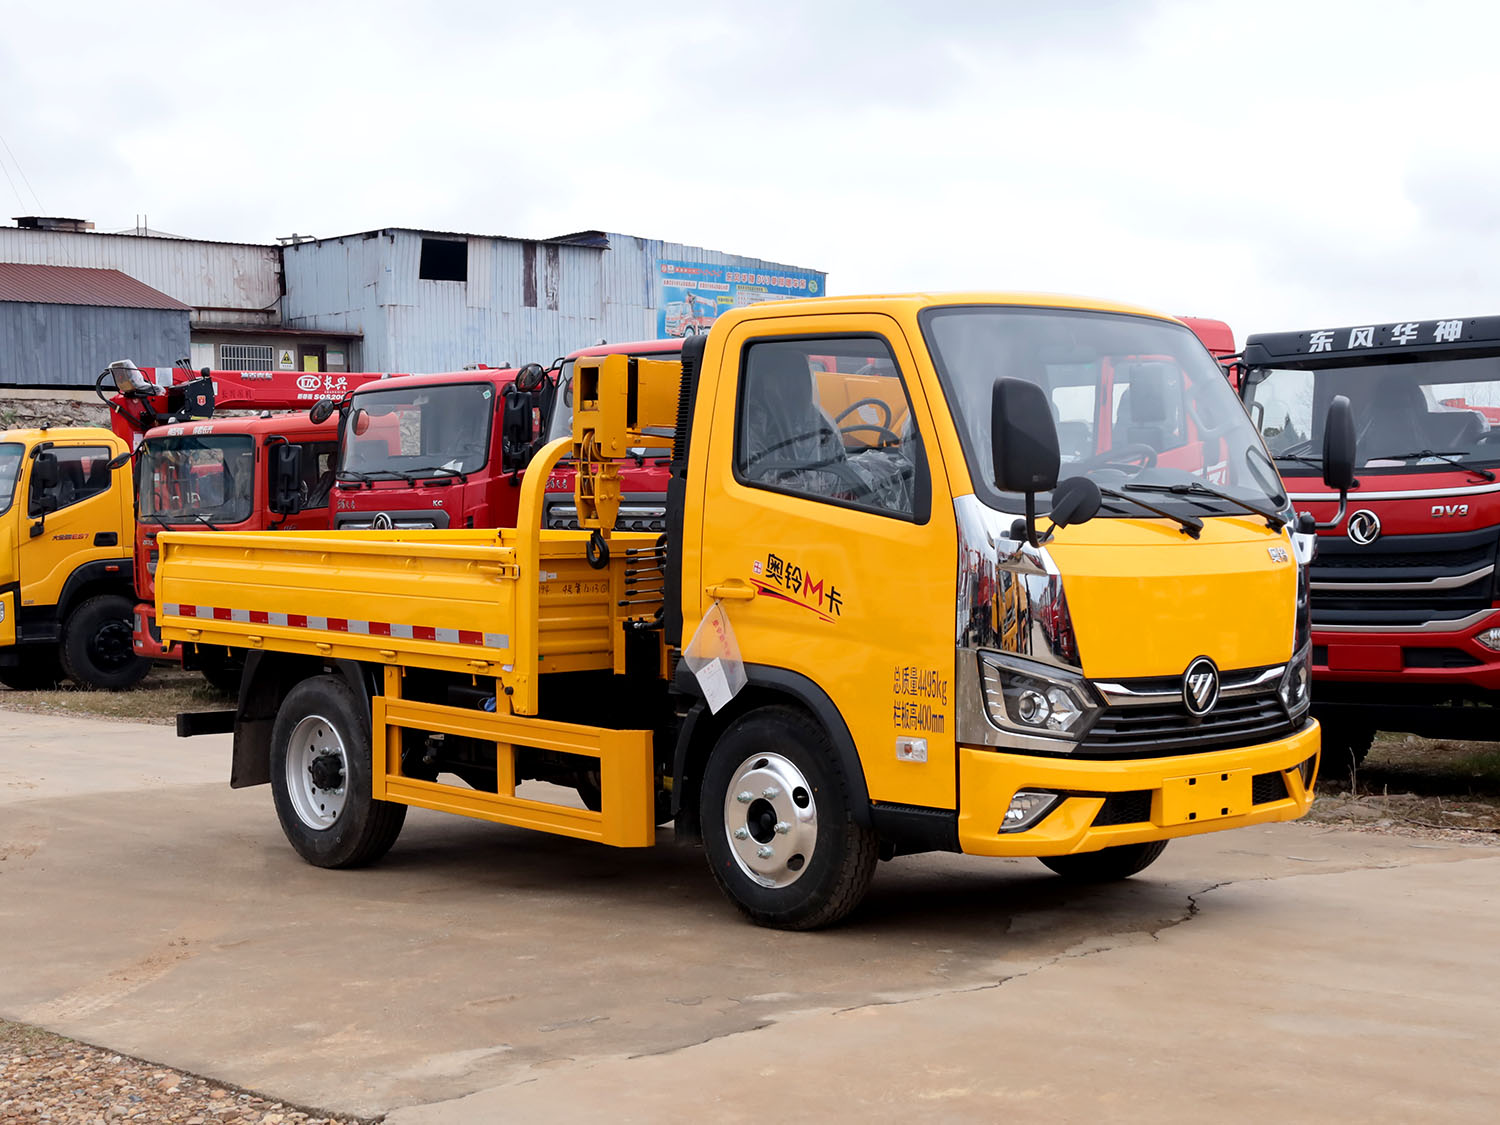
[3,0,1496,339]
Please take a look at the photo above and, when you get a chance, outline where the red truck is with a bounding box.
[1239,316,1500,770]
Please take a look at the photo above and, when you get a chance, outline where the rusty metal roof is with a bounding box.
[0,262,192,310]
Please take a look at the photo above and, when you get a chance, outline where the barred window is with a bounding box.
[219,344,275,371]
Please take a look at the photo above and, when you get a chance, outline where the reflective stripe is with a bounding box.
[162,606,509,648]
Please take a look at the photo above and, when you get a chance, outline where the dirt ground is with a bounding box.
[0,667,229,725]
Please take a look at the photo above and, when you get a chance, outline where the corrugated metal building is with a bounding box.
[281,228,825,370]
[0,263,190,386]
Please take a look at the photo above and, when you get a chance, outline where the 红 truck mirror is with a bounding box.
[1314,394,1356,530]
[268,444,305,516]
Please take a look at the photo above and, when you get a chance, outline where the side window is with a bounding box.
[31,445,113,517]
[302,442,338,510]
[735,336,926,520]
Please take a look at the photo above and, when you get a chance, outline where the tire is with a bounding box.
[1317,719,1374,782]
[0,653,64,690]
[60,595,150,690]
[269,674,406,868]
[699,705,877,930]
[1040,840,1168,882]
[197,646,245,695]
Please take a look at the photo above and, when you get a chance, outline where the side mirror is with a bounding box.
[107,450,133,471]
[1312,395,1356,530]
[351,409,372,437]
[500,386,536,472]
[309,398,337,425]
[991,377,1060,547]
[268,444,305,516]
[32,451,59,492]
[1047,475,1101,534]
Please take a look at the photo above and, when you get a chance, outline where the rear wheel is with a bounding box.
[60,595,150,690]
[699,705,876,929]
[1040,840,1168,882]
[0,653,65,690]
[269,675,405,868]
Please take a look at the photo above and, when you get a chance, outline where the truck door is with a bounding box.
[18,441,124,609]
[694,315,960,810]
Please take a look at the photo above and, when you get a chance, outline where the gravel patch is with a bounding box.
[0,1020,378,1125]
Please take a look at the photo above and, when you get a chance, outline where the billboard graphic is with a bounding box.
[656,259,824,339]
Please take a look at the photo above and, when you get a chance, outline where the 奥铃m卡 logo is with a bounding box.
[1347,509,1381,545]
[1182,656,1220,716]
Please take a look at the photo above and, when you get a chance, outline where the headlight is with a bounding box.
[979,652,1102,741]
[1280,643,1312,719]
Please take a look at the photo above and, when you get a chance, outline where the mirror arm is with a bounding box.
[1313,489,1349,531]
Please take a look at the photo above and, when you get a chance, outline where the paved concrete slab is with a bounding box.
[2,710,1495,1121]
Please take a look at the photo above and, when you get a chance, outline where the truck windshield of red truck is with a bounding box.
[340,383,495,481]
[1245,357,1500,474]
[138,435,256,526]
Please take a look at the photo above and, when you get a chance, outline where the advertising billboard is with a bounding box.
[656,259,824,339]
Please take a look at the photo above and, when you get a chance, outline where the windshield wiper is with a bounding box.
[1363,449,1496,482]
[1096,486,1204,538]
[1273,453,1323,470]
[190,513,222,531]
[1124,481,1286,531]
[336,469,405,489]
[403,465,468,483]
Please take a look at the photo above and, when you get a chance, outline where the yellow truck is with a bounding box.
[0,426,148,689]
[158,293,1332,929]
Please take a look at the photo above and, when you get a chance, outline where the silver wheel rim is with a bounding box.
[285,713,348,831]
[722,752,817,888]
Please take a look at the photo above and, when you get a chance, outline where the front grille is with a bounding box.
[1091,790,1152,826]
[1080,667,1295,758]
[1404,647,1483,669]
[1310,525,1499,627]
[1251,771,1289,804]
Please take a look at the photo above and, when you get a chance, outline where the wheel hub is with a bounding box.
[723,752,817,888]
[285,713,348,830]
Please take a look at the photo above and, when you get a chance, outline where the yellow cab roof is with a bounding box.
[720,290,1184,326]
[0,425,121,444]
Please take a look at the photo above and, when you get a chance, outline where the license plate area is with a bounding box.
[1159,768,1252,826]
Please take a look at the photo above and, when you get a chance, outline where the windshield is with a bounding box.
[546,357,673,454]
[1246,356,1500,473]
[340,382,495,478]
[921,306,1284,516]
[138,435,255,524]
[0,442,22,516]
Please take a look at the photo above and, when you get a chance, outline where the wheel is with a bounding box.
[269,675,406,868]
[60,595,150,690]
[0,653,64,690]
[699,705,877,929]
[197,646,245,695]
[1317,719,1374,782]
[1040,840,1168,882]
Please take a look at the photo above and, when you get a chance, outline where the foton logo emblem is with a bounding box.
[1432,504,1470,518]
[296,374,321,392]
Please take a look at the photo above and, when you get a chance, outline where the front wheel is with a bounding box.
[1040,840,1168,882]
[0,653,64,691]
[269,675,406,868]
[60,594,150,690]
[699,706,877,929]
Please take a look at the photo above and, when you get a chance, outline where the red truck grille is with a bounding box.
[1310,526,1499,628]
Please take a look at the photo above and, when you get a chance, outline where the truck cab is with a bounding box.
[1241,316,1500,769]
[132,414,341,680]
[0,426,145,689]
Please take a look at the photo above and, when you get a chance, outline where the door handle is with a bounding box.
[705,579,757,601]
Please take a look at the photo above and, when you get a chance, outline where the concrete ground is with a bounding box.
[2,711,1497,1122]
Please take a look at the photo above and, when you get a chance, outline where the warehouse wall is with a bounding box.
[0,303,191,387]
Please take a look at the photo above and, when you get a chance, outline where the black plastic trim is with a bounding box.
[177,710,236,737]
[869,801,959,855]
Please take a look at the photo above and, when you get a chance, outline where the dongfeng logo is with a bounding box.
[370,512,394,531]
[1347,509,1381,545]
[1182,656,1220,717]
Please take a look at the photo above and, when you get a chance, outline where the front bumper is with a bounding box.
[133,603,178,662]
[956,720,1319,857]
[1312,610,1500,689]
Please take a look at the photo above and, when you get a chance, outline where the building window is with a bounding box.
[219,344,275,371]
[420,238,467,282]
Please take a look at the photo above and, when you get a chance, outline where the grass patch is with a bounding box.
[0,667,230,724]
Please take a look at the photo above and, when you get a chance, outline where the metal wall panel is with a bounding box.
[0,304,191,387]
[0,229,281,319]
[280,228,824,373]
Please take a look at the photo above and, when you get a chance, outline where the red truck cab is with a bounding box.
[132,413,341,674]
[1240,316,1500,768]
